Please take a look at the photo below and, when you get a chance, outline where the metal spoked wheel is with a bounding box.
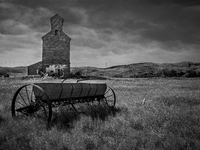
[11,84,52,123]
[104,86,116,108]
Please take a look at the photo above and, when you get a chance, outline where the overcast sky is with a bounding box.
[0,0,200,67]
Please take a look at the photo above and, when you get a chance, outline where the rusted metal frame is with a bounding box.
[58,82,64,103]
[86,84,92,103]
[94,84,99,96]
[92,84,99,102]
[78,83,83,103]
[70,97,80,113]
[71,103,79,113]
[51,99,67,107]
[61,78,67,83]
[69,84,78,112]
[76,79,90,83]
[87,84,92,97]
[69,84,74,102]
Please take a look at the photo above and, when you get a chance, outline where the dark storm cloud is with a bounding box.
[0,3,50,34]
[6,0,73,9]
[72,37,106,49]
[2,0,200,48]
[68,0,200,51]
[0,0,83,35]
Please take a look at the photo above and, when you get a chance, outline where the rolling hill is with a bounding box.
[1,62,200,78]
[0,66,26,77]
[74,62,200,78]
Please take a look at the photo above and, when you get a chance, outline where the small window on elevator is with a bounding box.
[55,30,58,35]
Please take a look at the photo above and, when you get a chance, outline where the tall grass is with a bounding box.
[0,77,200,149]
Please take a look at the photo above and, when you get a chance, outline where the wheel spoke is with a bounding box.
[105,94,113,98]
[16,107,30,116]
[105,88,111,94]
[16,101,26,107]
[30,88,33,102]
[104,86,116,108]
[12,84,52,124]
[16,107,28,112]
[106,99,114,102]
[25,86,31,104]
[17,111,29,116]
[71,104,79,113]
[19,92,28,106]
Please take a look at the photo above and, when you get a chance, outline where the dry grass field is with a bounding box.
[0,77,200,149]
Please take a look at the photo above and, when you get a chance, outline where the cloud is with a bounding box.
[0,19,31,35]
[0,2,53,33]
[0,33,41,54]
[68,0,200,51]
[0,2,49,66]
[0,0,200,67]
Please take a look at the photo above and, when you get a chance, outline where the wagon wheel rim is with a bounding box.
[11,84,52,123]
[104,86,116,108]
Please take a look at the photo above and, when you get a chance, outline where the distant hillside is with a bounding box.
[73,62,200,78]
[1,62,200,78]
[0,66,26,77]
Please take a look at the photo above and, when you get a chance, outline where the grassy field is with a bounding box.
[0,77,200,149]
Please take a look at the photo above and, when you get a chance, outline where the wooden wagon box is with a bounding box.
[33,83,107,100]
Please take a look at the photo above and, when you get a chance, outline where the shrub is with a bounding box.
[3,74,9,77]
[0,72,9,78]
[161,69,177,77]
[113,74,123,78]
[70,68,84,78]
[184,70,200,77]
